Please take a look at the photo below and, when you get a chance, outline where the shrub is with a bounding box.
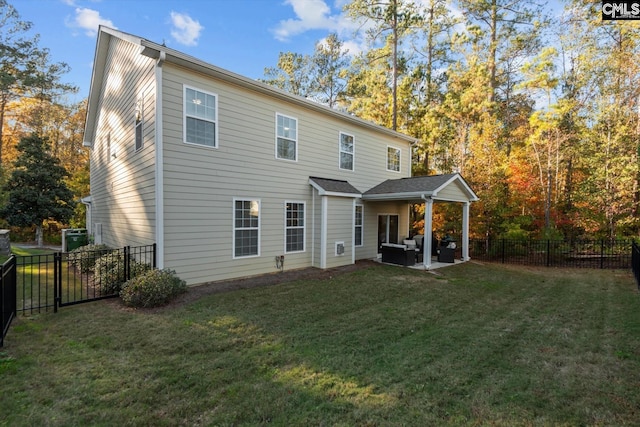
[94,252,151,295]
[120,269,187,308]
[69,244,111,273]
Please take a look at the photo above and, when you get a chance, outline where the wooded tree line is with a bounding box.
[263,0,640,240]
[0,0,87,243]
[1,0,638,243]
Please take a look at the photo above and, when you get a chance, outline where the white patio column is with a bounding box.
[462,201,470,261]
[423,197,434,269]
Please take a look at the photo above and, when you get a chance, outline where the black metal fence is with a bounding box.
[16,244,156,315]
[1,256,17,347]
[632,242,640,287]
[470,239,632,269]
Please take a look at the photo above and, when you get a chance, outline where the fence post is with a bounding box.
[54,252,61,313]
[152,243,157,269]
[1,260,5,347]
[600,240,605,269]
[124,246,130,282]
[546,240,551,267]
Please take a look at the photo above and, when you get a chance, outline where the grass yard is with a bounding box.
[1,262,639,426]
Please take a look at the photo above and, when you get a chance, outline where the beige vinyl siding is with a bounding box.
[311,188,323,268]
[324,197,354,269]
[160,63,411,284]
[88,36,157,249]
[436,180,473,202]
[355,201,411,260]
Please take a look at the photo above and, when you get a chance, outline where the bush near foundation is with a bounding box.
[120,269,187,308]
[94,252,151,295]
[69,244,111,273]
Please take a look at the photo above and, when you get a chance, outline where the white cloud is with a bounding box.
[170,11,203,46]
[67,7,115,37]
[272,0,357,42]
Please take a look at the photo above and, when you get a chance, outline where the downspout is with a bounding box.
[155,51,166,268]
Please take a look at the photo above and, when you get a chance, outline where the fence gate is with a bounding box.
[1,256,17,347]
[14,244,156,315]
[1,244,156,346]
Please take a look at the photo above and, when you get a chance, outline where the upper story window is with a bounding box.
[184,86,217,148]
[276,113,297,161]
[135,97,143,151]
[339,132,354,171]
[387,145,401,172]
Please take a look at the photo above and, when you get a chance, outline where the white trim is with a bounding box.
[308,178,362,198]
[275,112,298,162]
[434,174,480,201]
[386,145,401,173]
[284,200,306,254]
[183,84,218,149]
[232,198,261,259]
[155,51,165,268]
[320,196,328,269]
[311,190,316,265]
[351,199,357,264]
[462,201,470,261]
[338,131,355,171]
[423,198,434,270]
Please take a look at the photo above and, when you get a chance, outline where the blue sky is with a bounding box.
[15,0,362,101]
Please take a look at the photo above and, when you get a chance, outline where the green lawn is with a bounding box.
[1,262,639,426]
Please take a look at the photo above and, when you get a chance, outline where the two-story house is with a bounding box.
[83,27,477,285]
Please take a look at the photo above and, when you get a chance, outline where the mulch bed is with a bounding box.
[108,259,379,312]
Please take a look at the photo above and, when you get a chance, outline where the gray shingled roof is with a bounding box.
[364,174,458,195]
[309,177,362,195]
[363,173,478,202]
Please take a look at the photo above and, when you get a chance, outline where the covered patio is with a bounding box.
[363,173,479,270]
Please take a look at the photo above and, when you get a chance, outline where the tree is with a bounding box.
[345,0,419,130]
[0,0,38,166]
[1,134,74,246]
[261,52,312,97]
[310,33,350,108]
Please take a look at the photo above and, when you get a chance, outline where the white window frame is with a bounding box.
[355,204,364,247]
[135,95,143,152]
[339,132,354,171]
[386,145,401,172]
[284,201,305,253]
[184,85,218,149]
[233,198,261,259]
[275,113,298,161]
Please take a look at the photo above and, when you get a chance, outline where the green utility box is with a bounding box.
[65,229,88,252]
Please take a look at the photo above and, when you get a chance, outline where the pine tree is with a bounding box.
[1,134,74,246]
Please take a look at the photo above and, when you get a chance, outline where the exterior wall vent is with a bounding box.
[335,241,345,256]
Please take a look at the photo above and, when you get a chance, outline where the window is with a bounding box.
[355,204,363,247]
[135,97,143,151]
[339,132,354,170]
[234,199,260,258]
[387,146,401,172]
[285,202,305,253]
[276,113,297,161]
[184,86,217,148]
